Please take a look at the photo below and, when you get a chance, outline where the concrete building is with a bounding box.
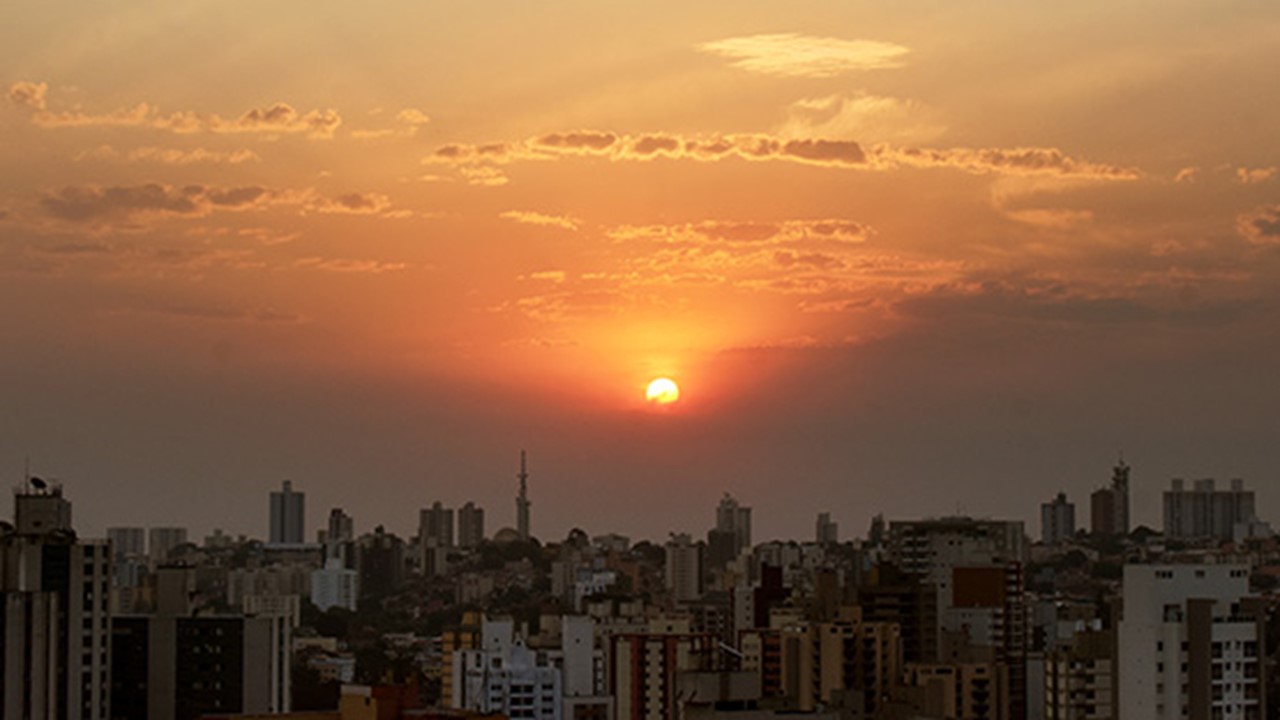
[666,533,704,602]
[609,629,715,720]
[1117,564,1265,720]
[311,558,359,612]
[420,502,455,548]
[1040,493,1075,545]
[815,512,838,546]
[148,526,188,565]
[1163,478,1257,542]
[453,618,561,720]
[111,567,291,720]
[517,451,532,542]
[1,483,112,720]
[716,493,752,557]
[1044,628,1114,720]
[107,526,146,560]
[269,480,306,545]
[1090,460,1131,537]
[887,518,1029,720]
[776,609,902,716]
[458,501,485,548]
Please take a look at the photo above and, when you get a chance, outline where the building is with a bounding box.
[458,502,485,548]
[269,480,306,545]
[1,482,112,720]
[420,502,455,548]
[666,533,704,602]
[887,518,1029,720]
[1163,478,1257,541]
[452,618,561,720]
[1117,564,1265,720]
[1044,628,1114,720]
[311,558,359,612]
[609,629,715,720]
[1040,493,1075,545]
[716,493,752,557]
[1090,488,1117,537]
[776,609,902,716]
[107,526,146,560]
[816,513,838,545]
[1090,459,1131,537]
[357,527,405,600]
[325,508,354,545]
[111,568,291,720]
[148,526,188,565]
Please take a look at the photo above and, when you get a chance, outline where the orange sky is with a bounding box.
[3,1,1280,541]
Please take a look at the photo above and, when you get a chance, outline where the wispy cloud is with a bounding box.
[427,130,1140,180]
[76,145,260,165]
[1238,205,1280,245]
[8,82,342,139]
[698,33,909,78]
[500,210,581,231]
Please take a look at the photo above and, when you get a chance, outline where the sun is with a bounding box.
[645,377,680,405]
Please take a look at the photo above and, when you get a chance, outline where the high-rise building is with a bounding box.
[452,618,560,719]
[357,527,404,599]
[147,526,188,565]
[715,493,752,557]
[1111,459,1131,535]
[107,526,146,560]
[516,451,531,541]
[1117,564,1265,720]
[1040,492,1076,545]
[1045,627,1115,720]
[1091,459,1131,537]
[111,567,291,720]
[419,501,454,548]
[665,532,704,602]
[1163,478,1257,541]
[310,558,359,612]
[269,480,305,545]
[610,629,715,720]
[2,482,112,720]
[458,501,485,548]
[887,518,1029,720]
[816,512,838,545]
[326,507,354,544]
[1090,487,1117,536]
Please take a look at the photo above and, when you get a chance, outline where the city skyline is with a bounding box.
[3,1,1280,544]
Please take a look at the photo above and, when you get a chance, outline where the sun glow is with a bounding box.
[645,377,680,405]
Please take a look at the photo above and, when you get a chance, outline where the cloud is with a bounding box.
[10,83,343,139]
[350,108,433,139]
[459,166,509,186]
[500,210,581,231]
[35,183,392,225]
[698,33,910,78]
[426,130,1138,180]
[294,257,409,273]
[76,145,260,165]
[1237,167,1277,184]
[7,81,48,110]
[309,192,391,215]
[1238,205,1280,245]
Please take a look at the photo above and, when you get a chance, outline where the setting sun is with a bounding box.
[645,378,680,405]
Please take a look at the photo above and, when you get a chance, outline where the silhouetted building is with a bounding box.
[1040,492,1075,545]
[458,501,485,548]
[148,526,187,565]
[666,533,704,602]
[2,482,112,720]
[269,480,305,545]
[357,526,405,600]
[816,512,838,545]
[1163,478,1257,541]
[1090,459,1131,537]
[110,568,291,720]
[715,493,752,558]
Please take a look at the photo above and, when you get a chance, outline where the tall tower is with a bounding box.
[516,451,531,541]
